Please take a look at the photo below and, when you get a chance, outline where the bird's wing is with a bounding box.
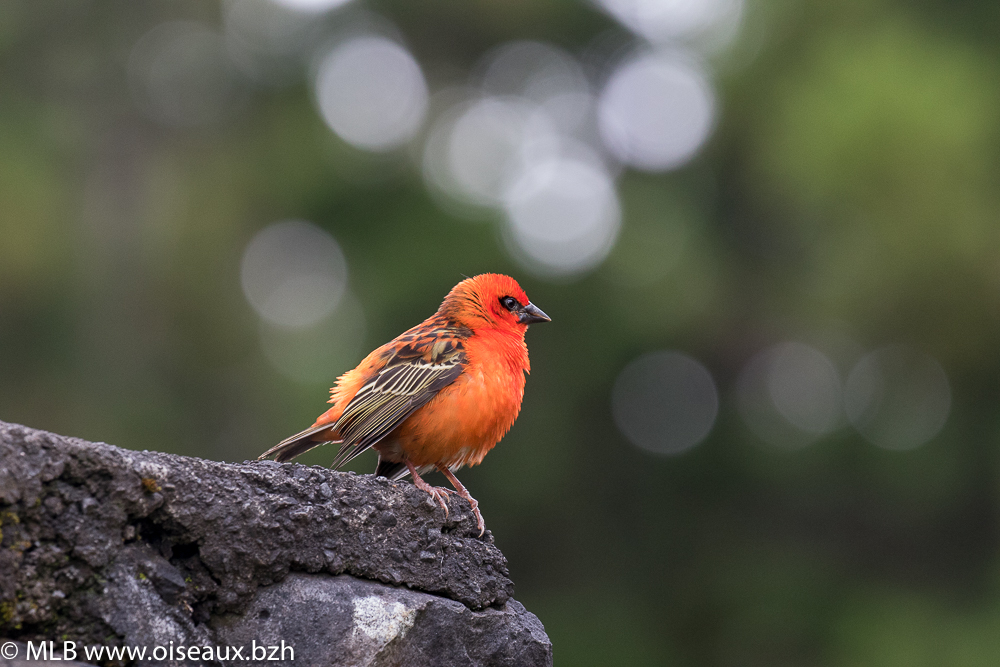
[331,328,468,469]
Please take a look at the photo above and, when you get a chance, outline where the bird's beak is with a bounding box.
[519,302,551,325]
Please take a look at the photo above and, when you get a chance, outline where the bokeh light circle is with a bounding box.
[737,342,842,449]
[240,220,348,328]
[844,345,951,451]
[612,351,719,455]
[596,0,744,44]
[767,342,842,434]
[314,36,428,151]
[598,51,715,171]
[269,0,353,14]
[503,156,621,277]
[480,41,593,131]
[437,97,558,208]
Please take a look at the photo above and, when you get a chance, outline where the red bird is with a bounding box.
[258,273,550,535]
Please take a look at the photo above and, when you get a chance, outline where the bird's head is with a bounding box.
[440,273,551,333]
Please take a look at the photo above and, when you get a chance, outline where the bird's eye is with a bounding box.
[500,296,519,311]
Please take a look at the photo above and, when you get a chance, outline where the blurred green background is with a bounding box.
[3,0,1000,664]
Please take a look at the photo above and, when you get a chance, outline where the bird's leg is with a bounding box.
[406,461,450,518]
[436,465,485,537]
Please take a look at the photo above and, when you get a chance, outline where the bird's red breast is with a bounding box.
[390,325,529,468]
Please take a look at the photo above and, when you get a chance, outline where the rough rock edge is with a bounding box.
[0,420,533,655]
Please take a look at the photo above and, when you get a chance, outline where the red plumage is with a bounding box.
[258,273,550,534]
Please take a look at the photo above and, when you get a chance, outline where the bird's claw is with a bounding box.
[424,486,483,534]
[471,506,485,537]
[454,492,484,536]
[435,465,486,537]
[411,463,485,536]
[425,486,451,518]
[408,463,454,518]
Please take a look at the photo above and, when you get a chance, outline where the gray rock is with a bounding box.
[0,421,551,666]
[213,573,552,667]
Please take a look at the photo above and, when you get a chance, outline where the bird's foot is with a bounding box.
[437,465,486,537]
[407,461,451,518]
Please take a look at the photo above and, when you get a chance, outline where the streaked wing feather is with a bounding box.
[330,344,465,469]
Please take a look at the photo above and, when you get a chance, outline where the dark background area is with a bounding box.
[3,1,1000,664]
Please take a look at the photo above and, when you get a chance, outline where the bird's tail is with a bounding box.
[257,423,341,463]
